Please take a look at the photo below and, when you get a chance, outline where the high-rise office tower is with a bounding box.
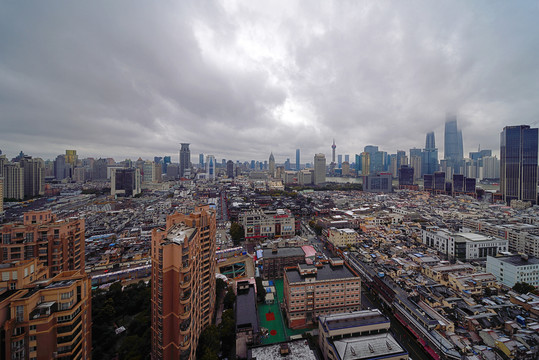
[371,151,387,174]
[344,154,350,163]
[482,156,500,180]
[396,150,407,168]
[444,114,464,174]
[337,154,342,169]
[269,152,275,177]
[226,160,234,178]
[355,154,361,174]
[0,177,3,212]
[422,131,438,176]
[179,143,191,178]
[54,154,67,180]
[500,125,538,205]
[199,153,204,168]
[360,152,371,176]
[65,149,78,166]
[398,165,414,186]
[206,155,216,181]
[296,149,300,170]
[111,168,141,197]
[151,206,216,360]
[20,156,44,197]
[314,154,326,185]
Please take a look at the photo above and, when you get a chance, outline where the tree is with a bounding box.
[223,288,236,310]
[196,325,220,359]
[229,222,244,246]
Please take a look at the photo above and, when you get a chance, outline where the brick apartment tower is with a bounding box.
[0,211,91,359]
[151,205,216,360]
[0,210,85,277]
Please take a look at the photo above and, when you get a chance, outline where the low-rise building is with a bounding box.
[260,247,305,279]
[240,209,295,240]
[328,228,358,248]
[283,259,361,329]
[486,255,539,288]
[318,309,408,360]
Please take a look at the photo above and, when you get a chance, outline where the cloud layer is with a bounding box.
[1,1,539,163]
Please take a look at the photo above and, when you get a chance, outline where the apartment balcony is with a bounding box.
[179,309,190,320]
[180,276,191,289]
[179,318,191,335]
[180,290,191,305]
[179,338,191,351]
[181,262,191,273]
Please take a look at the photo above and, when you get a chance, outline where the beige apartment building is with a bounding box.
[327,227,358,248]
[151,205,216,360]
[284,259,361,329]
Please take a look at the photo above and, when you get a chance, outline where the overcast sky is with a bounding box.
[1,1,539,164]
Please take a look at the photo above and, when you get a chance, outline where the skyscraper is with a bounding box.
[111,168,141,197]
[422,131,438,176]
[331,140,336,164]
[151,206,216,360]
[314,153,326,185]
[206,155,216,181]
[20,156,44,197]
[444,114,464,174]
[179,143,191,178]
[360,152,370,176]
[199,153,204,168]
[500,125,538,205]
[226,160,234,178]
[296,149,300,170]
[269,152,275,177]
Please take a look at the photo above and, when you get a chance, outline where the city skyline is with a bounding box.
[2,2,539,161]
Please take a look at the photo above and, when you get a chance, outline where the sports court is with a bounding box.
[257,278,312,345]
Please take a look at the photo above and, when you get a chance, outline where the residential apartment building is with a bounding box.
[318,309,407,360]
[0,270,92,360]
[151,205,216,360]
[239,209,295,240]
[446,273,497,296]
[422,227,508,261]
[283,259,361,329]
[0,210,85,277]
[327,228,358,248]
[486,255,539,288]
[260,247,306,279]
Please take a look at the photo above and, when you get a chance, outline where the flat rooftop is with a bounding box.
[250,339,316,360]
[236,284,259,333]
[494,255,539,266]
[456,233,497,242]
[333,332,406,360]
[286,264,356,283]
[320,309,389,332]
[263,247,305,259]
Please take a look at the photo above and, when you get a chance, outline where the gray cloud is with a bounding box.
[1,1,539,164]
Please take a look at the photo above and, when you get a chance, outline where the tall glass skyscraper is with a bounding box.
[179,143,190,178]
[422,131,438,176]
[500,125,538,205]
[444,115,464,174]
[296,149,300,170]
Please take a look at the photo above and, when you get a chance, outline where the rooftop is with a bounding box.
[263,247,305,259]
[492,255,539,266]
[286,264,356,283]
[236,283,259,333]
[250,339,316,360]
[320,309,389,332]
[333,332,406,360]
